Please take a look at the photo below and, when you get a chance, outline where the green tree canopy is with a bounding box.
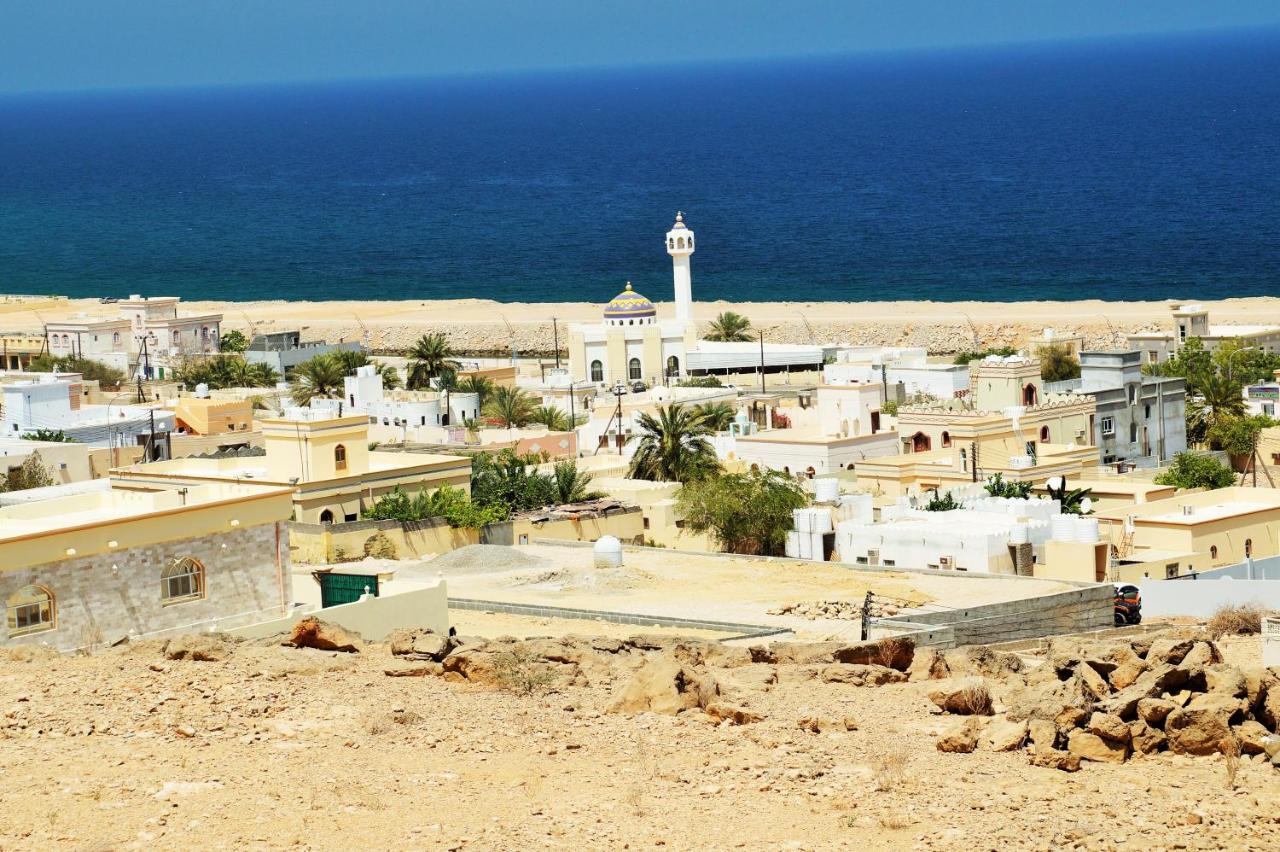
[406,333,460,390]
[1154,452,1236,491]
[1037,341,1081,383]
[219,330,249,352]
[29,354,127,389]
[22,429,75,443]
[1,452,55,492]
[174,354,279,391]
[704,311,753,342]
[483,386,537,429]
[676,469,808,555]
[627,403,721,483]
[330,349,401,390]
[289,354,345,406]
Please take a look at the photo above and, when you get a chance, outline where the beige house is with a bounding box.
[856,356,1097,497]
[112,409,471,524]
[1093,486,1280,579]
[1,482,294,651]
[1127,303,1280,365]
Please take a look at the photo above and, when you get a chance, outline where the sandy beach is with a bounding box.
[9,295,1280,355]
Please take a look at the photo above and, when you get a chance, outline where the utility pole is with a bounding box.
[860,591,873,641]
[758,329,766,395]
[552,318,560,370]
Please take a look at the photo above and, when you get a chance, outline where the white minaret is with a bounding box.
[665,212,694,325]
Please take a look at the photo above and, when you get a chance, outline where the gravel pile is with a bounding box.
[425,544,552,576]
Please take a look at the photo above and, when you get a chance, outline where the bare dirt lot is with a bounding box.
[435,543,1077,640]
[2,625,1277,851]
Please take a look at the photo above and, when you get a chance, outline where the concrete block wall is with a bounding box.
[1,523,289,652]
[885,585,1115,647]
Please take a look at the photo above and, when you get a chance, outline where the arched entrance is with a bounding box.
[1023,383,1038,406]
[319,509,334,524]
[911,432,931,453]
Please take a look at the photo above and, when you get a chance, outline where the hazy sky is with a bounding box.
[2,0,1279,94]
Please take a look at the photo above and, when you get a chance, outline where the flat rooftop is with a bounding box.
[0,482,288,539]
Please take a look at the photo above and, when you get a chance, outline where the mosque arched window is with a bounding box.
[677,237,685,248]
[590,360,603,382]
[666,355,680,377]
[628,358,642,380]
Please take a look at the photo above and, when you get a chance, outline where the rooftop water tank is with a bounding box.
[814,478,840,503]
[1050,515,1076,542]
[194,383,210,399]
[593,535,623,569]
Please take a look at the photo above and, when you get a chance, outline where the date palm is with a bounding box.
[484,385,537,428]
[406,333,459,390]
[458,375,495,409]
[552,461,601,503]
[628,403,721,483]
[332,349,401,390]
[531,404,570,431]
[704,311,752,342]
[1187,373,1247,446]
[290,354,345,406]
[691,401,736,432]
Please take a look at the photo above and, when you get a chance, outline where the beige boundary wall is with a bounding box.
[231,581,449,641]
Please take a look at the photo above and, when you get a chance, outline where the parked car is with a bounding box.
[630,380,647,393]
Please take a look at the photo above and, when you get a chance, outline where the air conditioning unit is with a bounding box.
[867,549,880,565]
[939,555,954,569]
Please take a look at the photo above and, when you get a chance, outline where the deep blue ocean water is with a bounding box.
[1,29,1278,305]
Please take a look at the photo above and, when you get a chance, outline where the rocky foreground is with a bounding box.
[2,621,1279,851]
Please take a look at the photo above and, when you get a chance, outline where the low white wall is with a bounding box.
[1138,579,1280,618]
[231,580,449,641]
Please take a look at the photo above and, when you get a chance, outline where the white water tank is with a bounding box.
[1075,517,1100,544]
[593,535,623,569]
[194,383,210,398]
[1009,523,1030,545]
[1050,515,1076,542]
[814,478,840,503]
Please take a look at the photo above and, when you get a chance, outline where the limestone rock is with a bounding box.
[1137,697,1176,727]
[831,637,915,672]
[287,618,363,653]
[1233,720,1270,755]
[164,634,234,662]
[1108,658,1147,690]
[943,646,1023,680]
[936,717,984,753]
[1030,749,1081,772]
[1164,694,1242,756]
[1181,641,1223,670]
[1204,665,1247,698]
[1146,638,1195,666]
[819,664,907,686]
[1129,719,1166,755]
[909,648,950,681]
[387,629,452,661]
[1067,730,1128,764]
[986,719,1028,752]
[607,660,719,716]
[929,680,995,716]
[704,703,763,725]
[1074,662,1112,702]
[1028,719,1059,753]
[1087,712,1130,743]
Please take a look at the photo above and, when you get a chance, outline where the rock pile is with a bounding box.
[930,634,1280,771]
[768,599,903,620]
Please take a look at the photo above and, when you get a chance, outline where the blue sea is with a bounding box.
[1,28,1278,305]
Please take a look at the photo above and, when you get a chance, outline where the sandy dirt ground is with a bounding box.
[433,543,1075,641]
[12,295,1280,355]
[447,609,729,642]
[0,629,1275,851]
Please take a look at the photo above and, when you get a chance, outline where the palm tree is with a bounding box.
[458,375,494,409]
[1188,373,1247,446]
[691,402,736,432]
[531,405,570,431]
[704,311,752,342]
[552,460,601,503]
[246,361,280,388]
[628,403,721,483]
[484,386,536,428]
[332,350,401,389]
[290,354,345,406]
[406,333,459,390]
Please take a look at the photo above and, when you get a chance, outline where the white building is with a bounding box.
[312,365,479,429]
[1127,303,1280,365]
[1,375,174,454]
[45,295,223,379]
[824,347,969,400]
[568,214,824,387]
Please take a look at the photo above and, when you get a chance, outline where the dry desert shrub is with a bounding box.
[959,679,994,716]
[1206,603,1269,639]
[493,648,557,696]
[1221,735,1241,790]
[870,747,910,792]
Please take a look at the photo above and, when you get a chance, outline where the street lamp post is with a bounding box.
[758,329,766,395]
[612,380,627,454]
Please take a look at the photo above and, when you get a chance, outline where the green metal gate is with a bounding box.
[313,572,379,608]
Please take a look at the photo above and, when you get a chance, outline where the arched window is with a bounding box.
[201,326,209,340]
[668,238,674,249]
[666,355,680,377]
[911,432,931,453]
[628,358,642,380]
[1039,425,1050,442]
[688,238,693,249]
[334,444,348,472]
[590,360,603,382]
[162,558,205,604]
[677,237,685,248]
[1023,383,1038,406]
[1129,422,1138,443]
[7,584,54,636]
[112,332,120,346]
[1246,539,1253,558]
[61,334,69,346]
[941,431,952,448]
[172,329,180,344]
[319,509,334,524]
[1210,545,1218,560]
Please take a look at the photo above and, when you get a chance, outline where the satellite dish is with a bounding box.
[1046,476,1064,490]
[1080,497,1094,514]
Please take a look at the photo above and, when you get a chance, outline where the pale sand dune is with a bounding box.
[13,295,1280,354]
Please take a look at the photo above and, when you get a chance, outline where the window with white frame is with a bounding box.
[162,557,205,604]
[1100,416,1115,435]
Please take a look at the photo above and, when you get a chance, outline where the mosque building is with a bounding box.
[567,214,824,386]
